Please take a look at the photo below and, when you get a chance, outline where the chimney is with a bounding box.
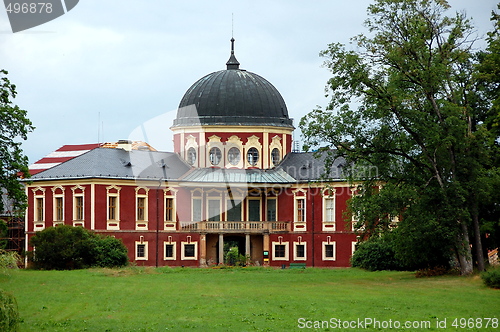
[117,139,132,152]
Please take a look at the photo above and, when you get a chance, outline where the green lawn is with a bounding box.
[1,267,499,331]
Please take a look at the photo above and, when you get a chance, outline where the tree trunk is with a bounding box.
[472,210,485,272]
[457,221,473,275]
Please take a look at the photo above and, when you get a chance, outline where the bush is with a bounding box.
[93,236,129,268]
[481,266,500,289]
[0,290,20,332]
[0,250,21,270]
[351,236,406,271]
[30,225,128,270]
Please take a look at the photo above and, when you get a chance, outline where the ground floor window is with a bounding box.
[181,242,198,260]
[272,241,289,261]
[135,241,148,261]
[164,242,176,260]
[322,241,336,261]
[293,242,307,261]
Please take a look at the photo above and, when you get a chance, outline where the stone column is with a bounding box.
[263,232,270,267]
[199,233,207,267]
[218,233,224,264]
[245,233,251,261]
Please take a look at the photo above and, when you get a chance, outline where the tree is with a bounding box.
[0,69,34,215]
[300,0,497,274]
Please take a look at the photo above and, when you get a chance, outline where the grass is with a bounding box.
[1,267,499,331]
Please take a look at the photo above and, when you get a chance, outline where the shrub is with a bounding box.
[481,266,500,289]
[93,236,129,268]
[0,250,21,270]
[351,236,406,271]
[30,225,128,270]
[0,290,20,332]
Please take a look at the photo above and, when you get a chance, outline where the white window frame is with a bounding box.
[293,241,307,261]
[164,242,177,261]
[322,241,336,261]
[207,198,222,222]
[225,197,243,222]
[181,241,198,260]
[266,197,277,222]
[52,186,64,225]
[293,189,307,232]
[135,241,148,261]
[322,189,336,231]
[106,185,121,230]
[247,197,262,222]
[164,188,178,231]
[272,241,289,261]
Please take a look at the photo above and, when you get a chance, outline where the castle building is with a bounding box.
[24,40,357,267]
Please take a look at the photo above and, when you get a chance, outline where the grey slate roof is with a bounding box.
[278,151,346,182]
[27,148,191,181]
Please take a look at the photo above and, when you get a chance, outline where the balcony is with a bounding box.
[179,221,290,233]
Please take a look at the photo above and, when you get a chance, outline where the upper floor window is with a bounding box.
[187,147,197,166]
[74,196,84,221]
[36,197,44,222]
[267,198,277,221]
[54,197,64,221]
[137,197,146,221]
[247,147,259,166]
[165,197,174,222]
[227,147,241,166]
[271,148,281,166]
[296,198,305,222]
[108,196,117,220]
[209,147,222,166]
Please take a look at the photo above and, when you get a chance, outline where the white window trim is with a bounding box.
[135,187,149,222]
[164,188,177,230]
[322,189,336,231]
[164,242,177,261]
[322,241,336,261]
[181,241,198,260]
[135,241,148,261]
[293,189,307,232]
[293,241,307,261]
[272,241,289,261]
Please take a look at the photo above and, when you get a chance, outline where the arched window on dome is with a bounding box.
[209,147,222,166]
[187,147,197,166]
[271,148,281,166]
[227,147,241,166]
[247,147,259,166]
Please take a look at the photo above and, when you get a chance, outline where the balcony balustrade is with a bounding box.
[179,221,289,233]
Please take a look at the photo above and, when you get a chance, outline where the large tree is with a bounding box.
[300,0,498,274]
[0,69,34,214]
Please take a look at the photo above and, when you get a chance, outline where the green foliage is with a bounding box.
[0,290,20,332]
[0,69,35,215]
[0,220,7,249]
[224,247,248,266]
[481,266,500,289]
[351,236,406,271]
[30,225,128,270]
[0,250,21,270]
[300,0,498,274]
[92,236,128,268]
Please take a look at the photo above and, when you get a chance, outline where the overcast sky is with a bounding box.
[0,0,497,164]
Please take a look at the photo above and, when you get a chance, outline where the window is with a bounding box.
[275,245,286,257]
[165,197,174,222]
[271,148,281,166]
[164,242,176,260]
[74,196,83,220]
[248,199,261,221]
[247,147,259,166]
[295,244,305,259]
[181,242,198,260]
[266,198,277,221]
[227,147,241,166]
[137,197,146,221]
[54,197,63,221]
[192,198,202,221]
[296,198,305,222]
[322,241,336,261]
[208,199,221,222]
[187,147,197,166]
[35,197,44,222]
[226,199,242,221]
[135,241,148,260]
[322,194,336,231]
[272,241,289,261]
[108,196,117,220]
[209,147,222,165]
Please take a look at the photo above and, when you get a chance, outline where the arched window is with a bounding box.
[228,147,241,166]
[247,147,259,166]
[187,147,197,166]
[209,147,222,165]
[271,148,281,166]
